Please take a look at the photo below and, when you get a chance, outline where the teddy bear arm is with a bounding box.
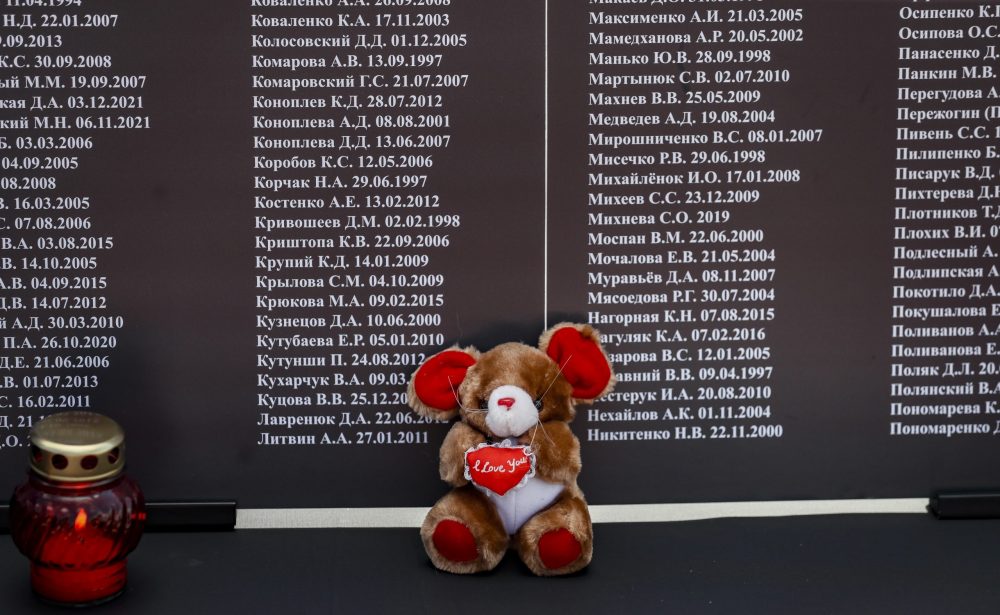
[439,421,486,486]
[523,420,581,484]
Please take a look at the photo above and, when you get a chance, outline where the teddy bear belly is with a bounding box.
[474,477,565,535]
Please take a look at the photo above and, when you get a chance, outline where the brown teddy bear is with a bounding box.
[407,323,615,575]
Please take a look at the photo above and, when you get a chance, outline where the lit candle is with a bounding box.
[10,412,145,606]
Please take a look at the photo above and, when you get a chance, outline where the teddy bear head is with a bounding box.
[407,323,615,438]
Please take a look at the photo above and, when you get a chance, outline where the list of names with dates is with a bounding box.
[0,0,998,507]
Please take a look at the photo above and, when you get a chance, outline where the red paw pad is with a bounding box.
[432,519,478,563]
[538,528,582,570]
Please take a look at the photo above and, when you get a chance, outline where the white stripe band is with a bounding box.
[235,498,928,530]
[588,498,927,524]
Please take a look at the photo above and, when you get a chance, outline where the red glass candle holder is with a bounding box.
[9,412,145,606]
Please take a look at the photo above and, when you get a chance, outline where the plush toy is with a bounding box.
[407,323,615,575]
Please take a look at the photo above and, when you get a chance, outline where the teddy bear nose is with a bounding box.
[497,397,516,410]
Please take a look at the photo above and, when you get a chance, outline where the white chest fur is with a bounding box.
[474,476,565,535]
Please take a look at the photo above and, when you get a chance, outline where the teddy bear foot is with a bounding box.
[516,525,591,576]
[424,517,507,574]
[514,490,593,576]
[430,519,478,563]
[421,487,508,574]
[538,528,582,570]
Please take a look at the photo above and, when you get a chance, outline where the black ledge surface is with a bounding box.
[2,514,1000,614]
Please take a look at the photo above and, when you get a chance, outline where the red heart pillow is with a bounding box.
[464,444,535,496]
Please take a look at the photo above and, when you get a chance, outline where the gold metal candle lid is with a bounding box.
[29,412,126,482]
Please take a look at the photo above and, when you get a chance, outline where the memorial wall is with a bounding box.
[0,0,998,508]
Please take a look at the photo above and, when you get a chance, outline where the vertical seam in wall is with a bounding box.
[543,0,550,330]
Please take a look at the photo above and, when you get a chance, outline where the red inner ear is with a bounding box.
[413,350,477,411]
[546,328,612,399]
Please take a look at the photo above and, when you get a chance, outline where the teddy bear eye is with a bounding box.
[478,399,488,410]
[533,399,543,410]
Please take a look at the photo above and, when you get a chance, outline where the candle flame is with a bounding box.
[74,508,87,531]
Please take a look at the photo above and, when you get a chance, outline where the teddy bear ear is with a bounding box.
[539,323,615,402]
[407,346,479,420]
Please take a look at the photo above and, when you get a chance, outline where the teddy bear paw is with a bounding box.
[431,519,479,563]
[537,528,583,570]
